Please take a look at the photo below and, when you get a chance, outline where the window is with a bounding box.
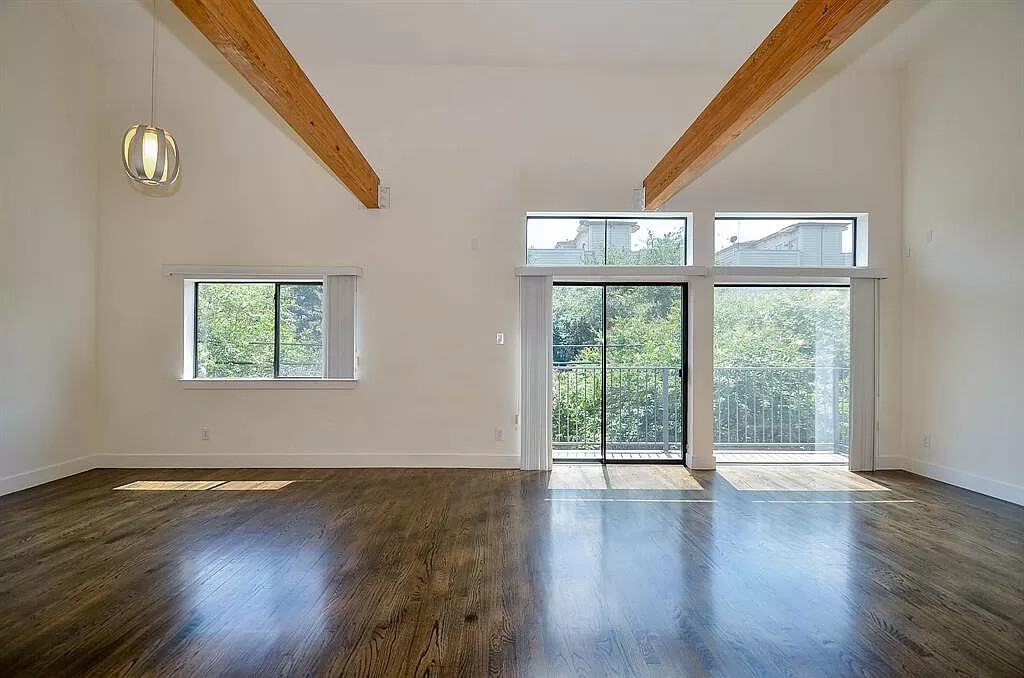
[715,216,857,267]
[526,214,687,266]
[195,282,323,378]
[173,266,360,386]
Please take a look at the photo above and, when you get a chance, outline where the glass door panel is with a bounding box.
[605,285,684,462]
[552,285,604,462]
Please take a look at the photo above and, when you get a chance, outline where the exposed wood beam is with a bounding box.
[170,0,380,207]
[643,0,889,210]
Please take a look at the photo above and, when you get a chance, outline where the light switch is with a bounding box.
[496,332,505,345]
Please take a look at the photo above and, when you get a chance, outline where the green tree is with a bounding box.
[196,283,275,378]
[550,239,851,452]
[196,282,323,378]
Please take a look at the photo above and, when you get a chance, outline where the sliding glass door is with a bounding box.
[713,285,850,465]
[552,285,604,461]
[552,283,686,464]
[606,285,685,462]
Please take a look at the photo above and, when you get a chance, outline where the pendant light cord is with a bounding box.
[150,0,158,124]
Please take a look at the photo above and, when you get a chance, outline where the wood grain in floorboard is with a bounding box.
[0,467,1021,677]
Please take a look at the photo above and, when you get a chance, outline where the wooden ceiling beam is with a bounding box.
[170,0,380,208]
[642,0,889,210]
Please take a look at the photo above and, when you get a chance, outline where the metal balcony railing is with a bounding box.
[552,362,849,453]
[552,364,683,452]
[713,367,850,452]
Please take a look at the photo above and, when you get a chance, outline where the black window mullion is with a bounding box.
[601,284,607,463]
[273,283,281,378]
[193,283,200,378]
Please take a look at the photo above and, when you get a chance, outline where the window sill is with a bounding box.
[179,378,358,390]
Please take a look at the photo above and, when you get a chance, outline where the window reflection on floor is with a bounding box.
[114,480,294,491]
[212,481,294,491]
[717,466,888,492]
[547,464,703,490]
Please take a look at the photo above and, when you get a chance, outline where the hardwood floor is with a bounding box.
[0,467,1021,677]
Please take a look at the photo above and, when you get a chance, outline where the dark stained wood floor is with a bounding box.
[0,467,1021,677]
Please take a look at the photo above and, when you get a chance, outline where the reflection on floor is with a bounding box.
[113,480,227,491]
[715,451,848,464]
[548,464,703,490]
[2,467,1021,676]
[114,480,295,491]
[716,465,889,492]
[551,464,888,493]
[212,480,294,491]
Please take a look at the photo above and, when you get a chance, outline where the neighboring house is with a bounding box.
[715,221,853,266]
[528,219,639,265]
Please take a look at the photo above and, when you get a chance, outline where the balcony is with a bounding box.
[552,364,849,463]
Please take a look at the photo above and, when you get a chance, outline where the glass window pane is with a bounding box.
[606,218,686,265]
[527,216,686,266]
[714,217,855,266]
[196,283,275,378]
[527,217,601,265]
[714,286,850,463]
[278,283,324,377]
[551,285,603,460]
[604,285,684,462]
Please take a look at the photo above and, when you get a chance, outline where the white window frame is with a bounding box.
[164,265,361,390]
[525,211,694,267]
[517,210,884,472]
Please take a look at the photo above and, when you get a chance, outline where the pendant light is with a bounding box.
[122,0,180,187]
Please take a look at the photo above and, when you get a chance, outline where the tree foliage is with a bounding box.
[550,243,851,452]
[196,283,323,378]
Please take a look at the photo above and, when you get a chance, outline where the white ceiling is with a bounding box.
[255,0,793,68]
[55,0,941,71]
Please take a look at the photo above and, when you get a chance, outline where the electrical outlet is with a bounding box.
[200,427,210,441]
[494,427,504,442]
[923,434,931,448]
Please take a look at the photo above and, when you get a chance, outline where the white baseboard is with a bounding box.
[95,451,522,470]
[874,454,909,470]
[0,454,96,497]
[1,452,522,497]
[904,457,1023,506]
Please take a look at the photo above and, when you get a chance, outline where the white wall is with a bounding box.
[92,16,904,469]
[0,3,100,493]
[900,2,1024,504]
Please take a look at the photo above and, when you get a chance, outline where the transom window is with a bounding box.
[526,214,688,266]
[714,216,857,267]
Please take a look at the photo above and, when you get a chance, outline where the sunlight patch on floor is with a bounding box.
[113,480,294,491]
[751,499,915,504]
[717,466,890,492]
[212,480,294,491]
[546,497,715,503]
[548,465,703,490]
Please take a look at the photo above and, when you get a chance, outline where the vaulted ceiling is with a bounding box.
[55,0,943,206]
[62,0,934,70]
